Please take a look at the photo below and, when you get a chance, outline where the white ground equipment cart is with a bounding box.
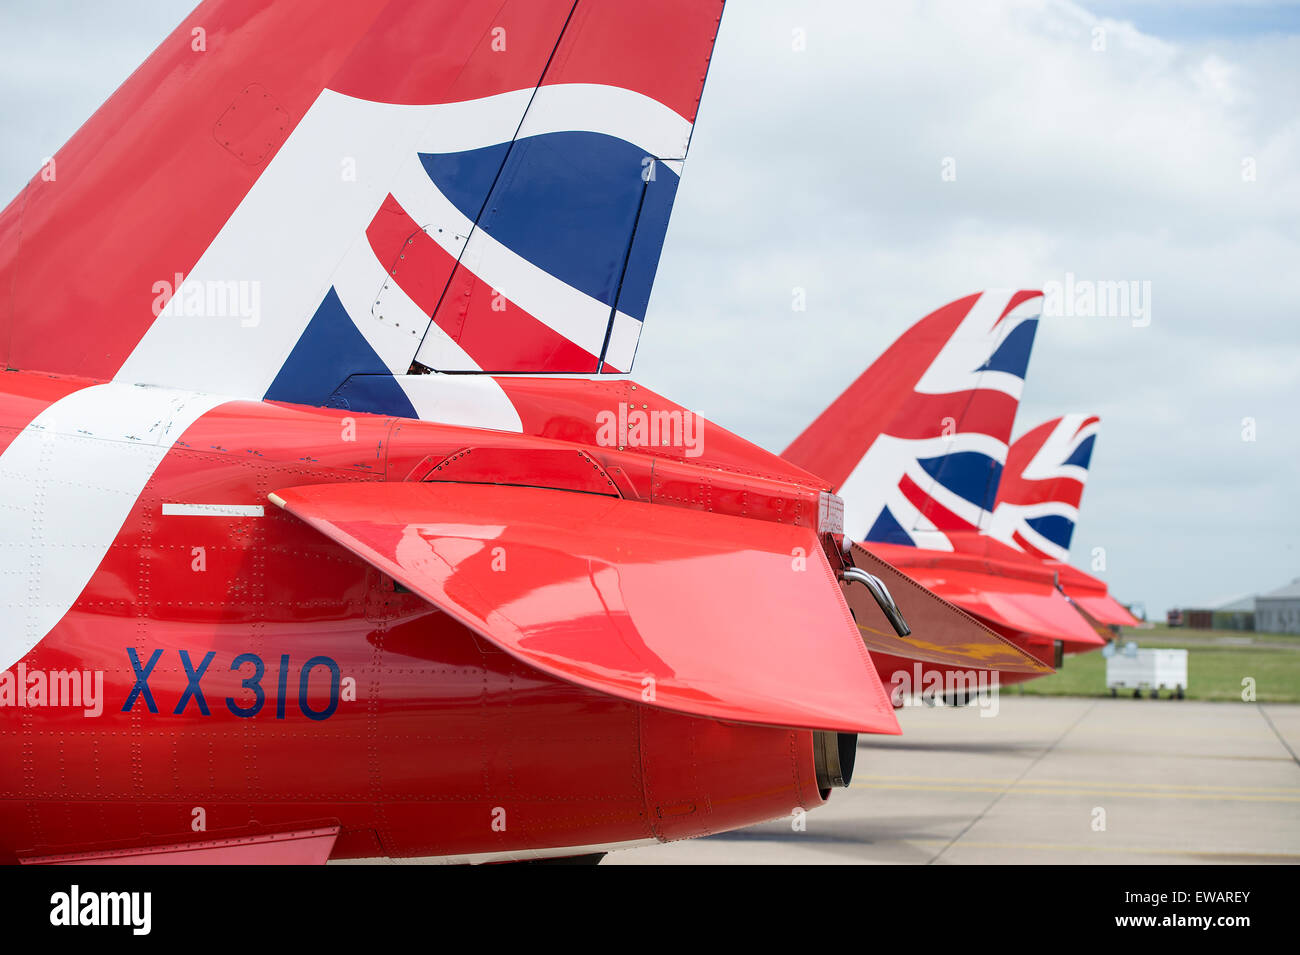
[1104,642,1187,699]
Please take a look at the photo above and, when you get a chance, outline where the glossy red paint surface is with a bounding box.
[871,541,1104,648]
[1048,562,1141,626]
[271,481,900,735]
[0,372,846,862]
[1068,592,1140,627]
[493,376,830,487]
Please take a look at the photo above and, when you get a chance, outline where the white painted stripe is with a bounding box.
[877,481,952,552]
[411,88,535,155]
[116,91,447,398]
[410,84,691,159]
[915,290,1039,399]
[383,153,477,250]
[392,375,523,434]
[161,503,264,517]
[603,312,643,372]
[513,84,693,159]
[838,432,1008,544]
[1021,413,1099,482]
[987,501,1075,560]
[331,221,472,372]
[0,384,226,671]
[900,458,989,529]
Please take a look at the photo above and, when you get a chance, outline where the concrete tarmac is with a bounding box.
[607,697,1300,865]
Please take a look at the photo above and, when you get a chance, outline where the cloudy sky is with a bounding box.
[1,0,1297,616]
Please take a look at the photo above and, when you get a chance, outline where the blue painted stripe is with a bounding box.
[265,287,416,419]
[918,451,1003,513]
[1063,434,1096,471]
[329,374,421,419]
[976,318,1038,379]
[418,142,508,226]
[420,131,680,322]
[614,158,679,323]
[866,506,915,546]
[1026,514,1075,550]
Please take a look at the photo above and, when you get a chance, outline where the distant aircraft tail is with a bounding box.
[990,416,1139,628]
[784,290,1042,548]
[0,0,724,407]
[987,414,1099,562]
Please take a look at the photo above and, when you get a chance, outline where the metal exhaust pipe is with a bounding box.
[813,730,858,796]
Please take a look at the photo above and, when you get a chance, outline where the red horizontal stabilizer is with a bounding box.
[1068,591,1140,628]
[871,543,1106,648]
[846,544,1052,674]
[270,482,900,735]
[946,576,1105,646]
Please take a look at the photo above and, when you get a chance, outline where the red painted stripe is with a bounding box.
[541,1,725,125]
[995,418,1053,507]
[898,473,975,533]
[365,195,456,317]
[1011,529,1053,561]
[993,289,1042,327]
[887,388,1021,443]
[436,267,600,373]
[330,1,573,106]
[999,476,1086,509]
[368,195,599,373]
[330,1,724,124]
[1072,415,1101,439]
[0,373,94,456]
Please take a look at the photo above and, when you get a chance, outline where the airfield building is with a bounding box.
[1255,579,1300,635]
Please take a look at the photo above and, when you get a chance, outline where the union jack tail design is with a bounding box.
[0,1,724,415]
[785,290,1042,549]
[987,414,1100,561]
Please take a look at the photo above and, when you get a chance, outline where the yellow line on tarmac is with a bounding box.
[908,839,1300,860]
[851,782,1300,802]
[855,774,1300,794]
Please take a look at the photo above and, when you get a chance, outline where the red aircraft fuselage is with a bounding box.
[0,370,843,863]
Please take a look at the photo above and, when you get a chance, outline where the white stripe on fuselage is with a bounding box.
[0,383,226,671]
[161,503,264,517]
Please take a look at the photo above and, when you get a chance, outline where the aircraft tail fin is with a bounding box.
[987,414,1100,561]
[0,0,724,406]
[784,290,1042,548]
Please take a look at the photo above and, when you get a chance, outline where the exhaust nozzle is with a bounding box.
[813,731,858,796]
